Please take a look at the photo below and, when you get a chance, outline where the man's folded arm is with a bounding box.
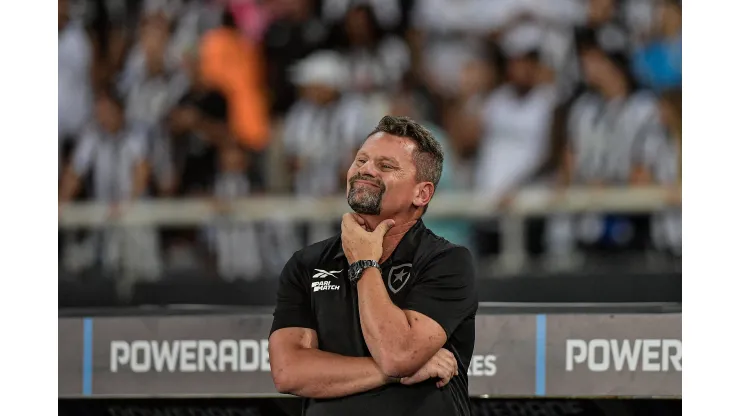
[269,327,390,398]
[356,246,477,377]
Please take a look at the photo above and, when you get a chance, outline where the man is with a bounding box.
[547,38,658,264]
[387,91,472,249]
[262,0,328,116]
[631,0,681,92]
[122,12,187,196]
[59,89,160,279]
[269,116,478,416]
[474,45,557,208]
[282,50,369,247]
[199,9,271,152]
[58,0,93,177]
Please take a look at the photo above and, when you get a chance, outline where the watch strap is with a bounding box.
[349,260,381,284]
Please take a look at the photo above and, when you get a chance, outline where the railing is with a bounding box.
[58,186,678,274]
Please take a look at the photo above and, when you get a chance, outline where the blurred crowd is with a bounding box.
[58,0,681,282]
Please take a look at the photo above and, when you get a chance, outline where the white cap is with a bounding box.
[289,51,351,90]
[501,22,544,57]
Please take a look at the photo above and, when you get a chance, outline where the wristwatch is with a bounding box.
[348,260,381,285]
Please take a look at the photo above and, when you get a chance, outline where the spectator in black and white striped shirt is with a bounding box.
[281,50,371,247]
[60,89,150,205]
[284,50,370,198]
[59,89,162,280]
[322,0,402,32]
[637,88,681,256]
[168,49,230,196]
[262,0,329,116]
[205,143,263,280]
[120,12,189,196]
[59,0,93,177]
[565,40,659,186]
[547,39,661,262]
[331,3,410,94]
[122,13,189,129]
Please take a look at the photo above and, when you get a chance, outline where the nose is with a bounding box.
[357,159,379,177]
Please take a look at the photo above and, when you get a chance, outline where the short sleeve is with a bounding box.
[167,72,191,109]
[281,104,307,158]
[628,94,662,165]
[402,246,478,338]
[124,129,149,163]
[270,252,316,335]
[631,121,665,168]
[71,131,98,176]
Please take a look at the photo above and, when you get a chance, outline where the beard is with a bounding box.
[347,174,385,215]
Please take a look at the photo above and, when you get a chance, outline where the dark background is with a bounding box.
[59,398,681,416]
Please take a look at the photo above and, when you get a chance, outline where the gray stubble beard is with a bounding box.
[347,185,384,215]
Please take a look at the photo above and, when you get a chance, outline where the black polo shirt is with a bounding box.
[270,220,478,416]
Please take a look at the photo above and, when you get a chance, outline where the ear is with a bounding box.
[413,182,435,209]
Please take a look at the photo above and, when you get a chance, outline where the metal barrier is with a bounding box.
[59,186,677,275]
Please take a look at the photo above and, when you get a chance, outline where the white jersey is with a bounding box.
[475,84,558,203]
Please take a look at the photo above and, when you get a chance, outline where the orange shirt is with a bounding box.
[199,27,270,151]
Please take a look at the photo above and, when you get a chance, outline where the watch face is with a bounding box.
[350,263,361,281]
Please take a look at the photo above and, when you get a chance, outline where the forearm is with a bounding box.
[558,151,574,186]
[198,119,230,146]
[59,171,81,203]
[130,162,150,199]
[274,348,389,398]
[356,269,415,375]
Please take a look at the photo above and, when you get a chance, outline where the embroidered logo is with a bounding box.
[387,263,412,294]
[313,269,342,279]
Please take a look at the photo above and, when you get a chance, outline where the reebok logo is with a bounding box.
[312,281,340,292]
[313,269,342,279]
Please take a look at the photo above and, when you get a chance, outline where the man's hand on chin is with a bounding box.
[341,213,394,263]
[352,213,372,231]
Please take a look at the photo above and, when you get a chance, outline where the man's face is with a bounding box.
[220,146,247,173]
[460,59,495,96]
[300,84,338,105]
[588,0,615,25]
[507,56,537,89]
[580,49,610,88]
[656,1,681,35]
[389,95,415,119]
[346,133,421,216]
[95,97,123,132]
[59,0,69,31]
[142,16,169,73]
[345,7,373,45]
